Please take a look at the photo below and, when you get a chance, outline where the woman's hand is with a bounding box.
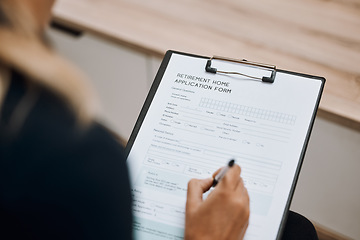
[185,164,249,240]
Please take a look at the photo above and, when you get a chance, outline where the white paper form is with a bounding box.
[127,53,323,240]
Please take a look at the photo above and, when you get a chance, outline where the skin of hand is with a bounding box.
[185,164,250,240]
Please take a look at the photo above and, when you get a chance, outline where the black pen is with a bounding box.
[212,159,235,187]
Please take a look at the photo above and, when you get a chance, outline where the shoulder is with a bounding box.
[1,70,127,170]
[0,71,132,239]
[0,68,130,197]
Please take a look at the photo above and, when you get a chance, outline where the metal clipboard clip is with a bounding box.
[205,56,276,83]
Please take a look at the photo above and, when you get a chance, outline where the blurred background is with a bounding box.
[49,0,360,239]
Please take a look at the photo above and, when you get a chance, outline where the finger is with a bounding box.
[218,164,241,190]
[235,177,249,202]
[239,220,249,239]
[186,178,213,210]
[212,167,222,179]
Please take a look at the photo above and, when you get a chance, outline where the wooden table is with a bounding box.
[52,0,360,130]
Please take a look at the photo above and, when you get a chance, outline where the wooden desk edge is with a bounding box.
[317,109,360,132]
[50,17,360,133]
[51,17,164,58]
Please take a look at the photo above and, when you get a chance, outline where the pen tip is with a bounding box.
[229,159,235,167]
[212,179,218,187]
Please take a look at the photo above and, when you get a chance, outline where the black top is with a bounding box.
[0,70,132,239]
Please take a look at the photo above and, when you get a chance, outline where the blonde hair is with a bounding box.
[0,1,98,125]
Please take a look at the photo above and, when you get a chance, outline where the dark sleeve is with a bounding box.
[0,73,132,240]
[1,124,133,240]
[0,80,132,240]
[46,125,133,240]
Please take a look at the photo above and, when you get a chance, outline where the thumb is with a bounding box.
[186,178,213,211]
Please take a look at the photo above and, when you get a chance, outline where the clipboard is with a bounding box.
[125,50,325,240]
